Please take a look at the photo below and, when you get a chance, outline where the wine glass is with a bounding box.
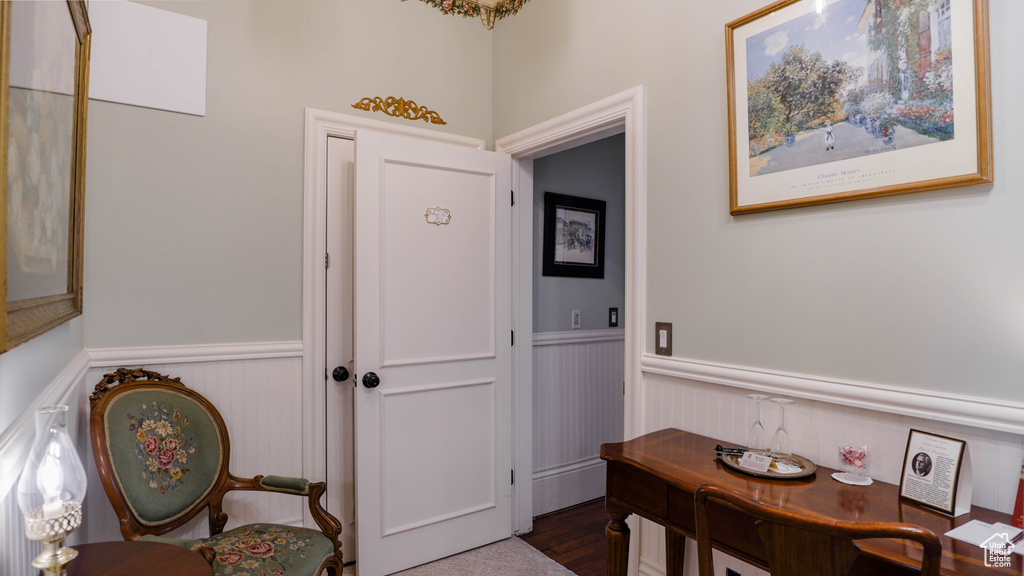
[746,394,770,451]
[770,398,795,456]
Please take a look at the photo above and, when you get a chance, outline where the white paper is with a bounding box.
[947,520,1024,555]
[88,1,208,116]
[740,452,773,473]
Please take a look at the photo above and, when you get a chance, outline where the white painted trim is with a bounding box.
[533,329,625,346]
[89,341,302,367]
[301,107,489,530]
[0,349,90,505]
[531,457,606,518]
[532,455,604,479]
[642,354,1024,435]
[497,85,647,538]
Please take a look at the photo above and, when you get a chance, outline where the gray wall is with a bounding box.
[2,0,493,440]
[533,135,625,333]
[495,1,1024,402]
[83,0,494,347]
[0,322,82,433]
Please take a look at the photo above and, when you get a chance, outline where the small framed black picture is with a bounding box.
[542,192,606,278]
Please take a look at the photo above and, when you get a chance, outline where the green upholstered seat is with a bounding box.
[91,368,343,576]
[140,524,336,576]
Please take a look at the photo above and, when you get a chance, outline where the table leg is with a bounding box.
[606,511,631,576]
[666,528,686,576]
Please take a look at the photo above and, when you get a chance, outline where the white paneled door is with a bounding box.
[353,130,513,575]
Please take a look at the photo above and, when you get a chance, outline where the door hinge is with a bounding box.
[325,253,330,269]
[511,190,515,207]
[511,330,514,346]
[511,469,515,485]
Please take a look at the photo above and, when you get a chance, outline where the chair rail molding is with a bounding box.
[89,341,303,367]
[532,329,625,347]
[642,353,1024,435]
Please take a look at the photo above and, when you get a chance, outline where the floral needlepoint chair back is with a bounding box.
[90,368,343,576]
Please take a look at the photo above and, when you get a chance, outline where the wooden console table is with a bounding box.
[601,428,1020,576]
[66,541,213,576]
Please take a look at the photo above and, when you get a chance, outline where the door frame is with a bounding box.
[301,108,485,528]
[496,84,647,534]
[301,83,646,538]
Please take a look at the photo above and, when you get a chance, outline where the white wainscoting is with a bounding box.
[0,342,311,576]
[532,330,624,517]
[634,355,1024,576]
[0,351,90,576]
[83,342,307,544]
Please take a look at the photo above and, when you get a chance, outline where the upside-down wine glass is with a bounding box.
[746,394,770,451]
[770,398,795,456]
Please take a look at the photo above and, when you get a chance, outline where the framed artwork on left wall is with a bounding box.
[542,192,606,279]
[1,0,91,352]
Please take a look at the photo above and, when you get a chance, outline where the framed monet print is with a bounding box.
[542,192,605,279]
[726,0,992,214]
[1,1,91,352]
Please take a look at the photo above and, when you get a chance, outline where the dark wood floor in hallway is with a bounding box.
[522,498,606,576]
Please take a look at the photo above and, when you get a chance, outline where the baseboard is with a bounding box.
[531,457,605,517]
[642,353,1024,435]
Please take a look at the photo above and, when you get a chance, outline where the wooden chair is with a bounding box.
[90,368,343,576]
[694,483,941,576]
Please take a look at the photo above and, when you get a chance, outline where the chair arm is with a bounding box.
[257,474,310,495]
[226,474,343,552]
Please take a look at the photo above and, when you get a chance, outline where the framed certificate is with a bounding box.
[899,429,971,516]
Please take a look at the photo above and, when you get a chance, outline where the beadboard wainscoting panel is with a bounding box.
[0,351,90,576]
[634,362,1024,576]
[532,330,624,516]
[83,343,306,544]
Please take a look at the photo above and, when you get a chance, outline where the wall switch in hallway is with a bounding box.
[571,310,582,330]
[609,308,619,327]
[655,322,672,355]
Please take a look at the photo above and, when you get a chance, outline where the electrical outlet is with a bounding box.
[571,310,582,330]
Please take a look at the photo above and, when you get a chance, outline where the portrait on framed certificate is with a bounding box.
[725,0,992,214]
[899,429,969,516]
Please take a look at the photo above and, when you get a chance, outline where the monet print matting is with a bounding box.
[726,0,991,214]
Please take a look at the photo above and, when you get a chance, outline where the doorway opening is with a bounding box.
[302,83,646,558]
[529,134,626,517]
[498,84,646,533]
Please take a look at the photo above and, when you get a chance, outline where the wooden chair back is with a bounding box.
[694,483,942,576]
[90,368,236,539]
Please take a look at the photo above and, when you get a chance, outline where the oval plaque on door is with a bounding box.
[425,206,451,226]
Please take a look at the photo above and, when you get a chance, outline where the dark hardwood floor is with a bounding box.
[522,498,606,576]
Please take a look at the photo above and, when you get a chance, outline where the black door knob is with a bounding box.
[362,372,380,388]
[332,366,350,382]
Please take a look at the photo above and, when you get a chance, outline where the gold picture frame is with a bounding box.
[1,1,90,352]
[726,0,992,214]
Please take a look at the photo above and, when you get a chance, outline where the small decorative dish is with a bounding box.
[718,451,817,480]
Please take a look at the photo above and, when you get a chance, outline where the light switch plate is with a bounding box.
[655,322,672,355]
[572,310,582,330]
[609,308,619,327]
